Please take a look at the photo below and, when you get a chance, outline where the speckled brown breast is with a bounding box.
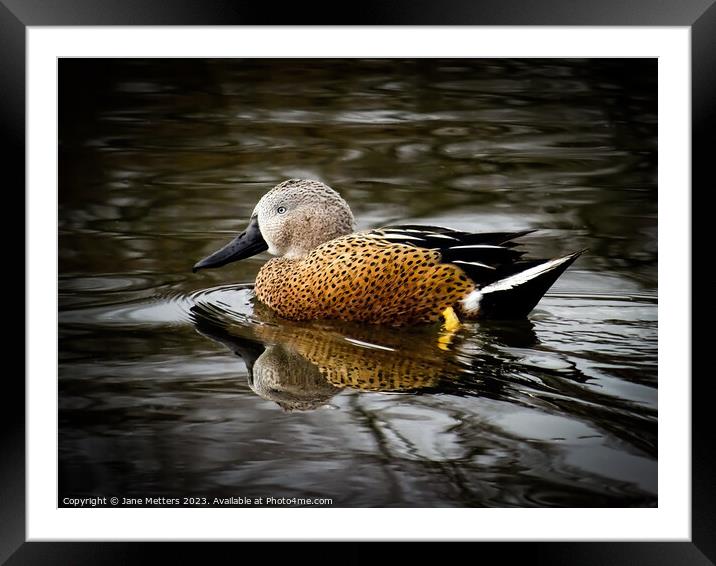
[254,234,475,326]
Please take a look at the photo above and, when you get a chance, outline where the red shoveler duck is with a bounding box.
[193,179,585,328]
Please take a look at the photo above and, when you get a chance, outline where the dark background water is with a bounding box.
[59,58,657,507]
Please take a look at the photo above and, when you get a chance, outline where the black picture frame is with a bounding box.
[5,1,707,563]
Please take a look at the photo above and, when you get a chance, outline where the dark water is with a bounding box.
[59,59,657,507]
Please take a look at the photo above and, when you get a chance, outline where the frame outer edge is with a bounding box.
[1,0,716,25]
[5,0,714,563]
[692,1,716,563]
[0,0,26,563]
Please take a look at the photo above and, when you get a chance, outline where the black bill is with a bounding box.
[192,216,268,272]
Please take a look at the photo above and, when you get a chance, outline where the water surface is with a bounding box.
[59,59,657,507]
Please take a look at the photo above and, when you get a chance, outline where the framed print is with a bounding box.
[6,0,709,564]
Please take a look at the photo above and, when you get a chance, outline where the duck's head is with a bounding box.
[193,179,354,272]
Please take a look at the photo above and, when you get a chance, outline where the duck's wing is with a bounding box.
[372,225,535,248]
[354,226,584,319]
[364,225,537,287]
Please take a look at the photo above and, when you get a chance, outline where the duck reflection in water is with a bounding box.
[189,301,561,412]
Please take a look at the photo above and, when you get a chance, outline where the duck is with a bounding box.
[193,179,585,327]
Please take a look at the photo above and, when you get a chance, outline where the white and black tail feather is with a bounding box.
[461,250,586,319]
[366,225,584,319]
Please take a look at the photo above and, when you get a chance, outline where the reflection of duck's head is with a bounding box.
[249,344,342,412]
[191,312,342,411]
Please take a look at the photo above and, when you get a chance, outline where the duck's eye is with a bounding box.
[277,206,287,214]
